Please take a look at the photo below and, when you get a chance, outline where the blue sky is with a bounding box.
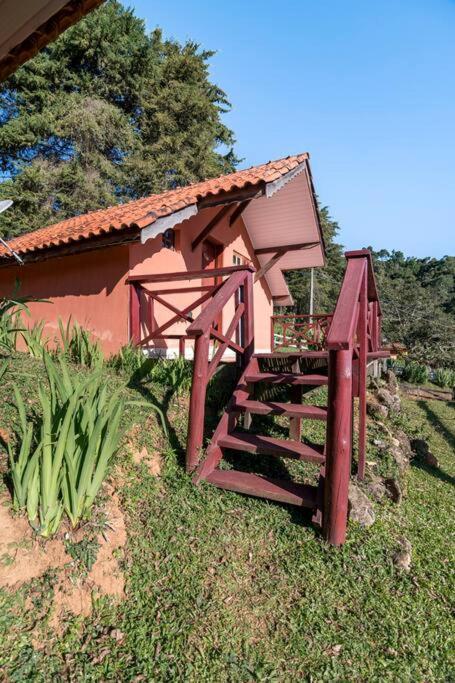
[130,0,454,257]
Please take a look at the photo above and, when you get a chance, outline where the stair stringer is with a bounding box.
[193,357,260,484]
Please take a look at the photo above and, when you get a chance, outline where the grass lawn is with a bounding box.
[0,352,453,681]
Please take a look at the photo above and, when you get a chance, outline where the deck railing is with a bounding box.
[127,265,253,358]
[323,249,383,545]
[271,313,333,351]
[176,266,255,471]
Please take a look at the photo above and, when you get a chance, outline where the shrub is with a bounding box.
[8,353,125,536]
[401,361,429,385]
[150,356,193,395]
[433,368,455,389]
[21,320,49,357]
[108,343,151,378]
[57,318,103,368]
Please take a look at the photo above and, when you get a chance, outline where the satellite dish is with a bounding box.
[0,200,13,213]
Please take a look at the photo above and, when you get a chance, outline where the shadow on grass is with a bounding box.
[412,400,455,487]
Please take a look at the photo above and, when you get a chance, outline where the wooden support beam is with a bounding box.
[254,248,287,282]
[127,264,254,284]
[198,186,264,210]
[229,199,252,226]
[191,204,232,251]
[254,241,319,256]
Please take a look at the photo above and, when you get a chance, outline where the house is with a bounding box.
[0,153,325,357]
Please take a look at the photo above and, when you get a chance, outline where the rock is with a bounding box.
[348,483,375,527]
[384,478,402,504]
[367,475,386,502]
[373,439,387,449]
[377,388,401,414]
[411,438,429,457]
[393,537,412,572]
[367,401,389,420]
[385,370,399,395]
[395,430,412,459]
[390,446,410,472]
[424,451,439,468]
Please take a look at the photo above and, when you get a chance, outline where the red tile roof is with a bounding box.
[0,153,309,258]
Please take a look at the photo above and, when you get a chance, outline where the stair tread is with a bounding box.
[245,372,328,385]
[205,469,317,508]
[254,351,328,359]
[218,431,325,464]
[232,398,328,420]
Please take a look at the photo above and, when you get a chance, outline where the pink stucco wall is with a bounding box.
[0,245,130,355]
[0,208,274,357]
[129,207,273,356]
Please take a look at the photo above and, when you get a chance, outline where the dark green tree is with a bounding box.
[0,1,237,236]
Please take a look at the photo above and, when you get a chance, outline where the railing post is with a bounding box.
[186,332,210,472]
[323,349,353,546]
[241,270,254,367]
[357,265,368,480]
[129,283,140,345]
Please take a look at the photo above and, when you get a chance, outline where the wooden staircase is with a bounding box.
[179,250,387,546]
[194,352,328,515]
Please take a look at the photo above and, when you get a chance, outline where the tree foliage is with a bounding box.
[0,0,237,237]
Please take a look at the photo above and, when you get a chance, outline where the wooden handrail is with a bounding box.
[186,269,250,337]
[323,249,384,545]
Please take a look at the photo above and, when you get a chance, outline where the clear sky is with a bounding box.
[130,0,454,258]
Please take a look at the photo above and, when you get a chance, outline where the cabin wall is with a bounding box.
[0,245,130,355]
[128,207,273,357]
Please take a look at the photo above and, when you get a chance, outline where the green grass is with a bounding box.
[0,352,453,681]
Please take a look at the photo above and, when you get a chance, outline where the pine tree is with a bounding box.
[0,1,237,237]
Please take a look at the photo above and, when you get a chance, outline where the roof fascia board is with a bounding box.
[265,161,307,198]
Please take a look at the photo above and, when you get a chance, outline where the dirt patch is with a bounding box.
[50,492,126,630]
[0,490,127,630]
[0,496,70,588]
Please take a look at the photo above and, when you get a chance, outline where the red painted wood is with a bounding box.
[129,283,140,345]
[357,269,368,480]
[253,351,329,359]
[179,337,185,358]
[289,358,302,440]
[186,269,247,336]
[205,470,318,508]
[326,258,365,350]
[192,357,259,483]
[218,431,325,464]
[232,399,328,420]
[244,372,328,385]
[207,302,245,381]
[186,332,210,472]
[127,264,254,284]
[191,204,232,251]
[323,349,353,546]
[242,269,254,367]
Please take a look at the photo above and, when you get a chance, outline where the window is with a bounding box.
[162,228,176,250]
[233,252,249,266]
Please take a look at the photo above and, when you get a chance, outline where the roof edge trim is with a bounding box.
[265,161,306,198]
[141,204,198,244]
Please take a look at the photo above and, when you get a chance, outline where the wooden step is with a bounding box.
[205,469,318,508]
[232,399,328,420]
[245,372,328,386]
[254,351,328,359]
[218,431,325,464]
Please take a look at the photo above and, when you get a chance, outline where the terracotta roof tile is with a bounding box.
[0,152,308,257]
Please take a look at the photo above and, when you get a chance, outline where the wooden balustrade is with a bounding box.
[184,267,255,472]
[271,313,332,351]
[323,249,382,545]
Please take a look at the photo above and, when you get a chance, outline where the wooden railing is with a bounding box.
[323,249,383,545]
[127,265,253,357]
[271,313,333,351]
[184,266,255,471]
